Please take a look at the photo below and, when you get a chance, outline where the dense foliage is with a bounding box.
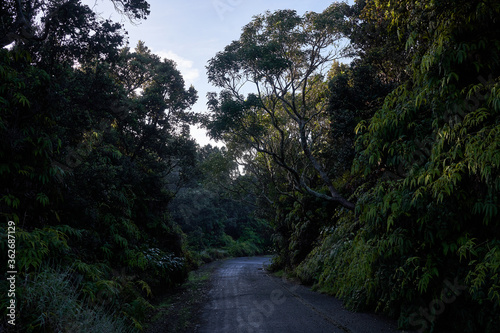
[2,0,499,332]
[205,0,500,332]
[0,1,268,331]
[168,145,272,261]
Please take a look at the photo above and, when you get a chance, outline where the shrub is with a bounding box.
[19,266,135,333]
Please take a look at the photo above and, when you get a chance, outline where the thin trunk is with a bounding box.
[298,118,355,210]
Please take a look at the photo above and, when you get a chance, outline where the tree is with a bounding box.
[168,145,272,258]
[345,0,500,330]
[0,0,200,325]
[205,5,356,210]
[0,0,149,48]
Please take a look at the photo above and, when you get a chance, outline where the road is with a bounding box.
[198,257,409,333]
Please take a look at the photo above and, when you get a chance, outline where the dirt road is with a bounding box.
[198,257,410,333]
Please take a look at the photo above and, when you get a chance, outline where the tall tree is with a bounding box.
[0,0,202,327]
[0,0,149,48]
[206,5,355,210]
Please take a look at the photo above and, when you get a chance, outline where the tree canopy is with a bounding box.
[206,5,356,210]
[0,0,149,48]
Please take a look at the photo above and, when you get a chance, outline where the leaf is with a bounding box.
[36,192,50,207]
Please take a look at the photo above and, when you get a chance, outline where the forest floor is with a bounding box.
[144,260,222,333]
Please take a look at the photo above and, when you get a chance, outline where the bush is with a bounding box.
[143,248,187,292]
[19,266,135,333]
[226,240,260,257]
[197,248,229,263]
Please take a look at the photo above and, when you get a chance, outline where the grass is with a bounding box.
[144,261,219,333]
[19,266,134,333]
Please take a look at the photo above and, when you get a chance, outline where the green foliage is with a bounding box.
[143,248,187,291]
[197,248,229,263]
[207,1,500,333]
[169,145,273,264]
[224,235,261,257]
[3,0,500,332]
[206,5,356,210]
[0,2,199,329]
[16,226,72,271]
[18,266,134,333]
[341,0,500,331]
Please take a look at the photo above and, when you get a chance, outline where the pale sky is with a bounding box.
[87,0,351,146]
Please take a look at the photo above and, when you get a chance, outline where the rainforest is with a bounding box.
[1,0,499,332]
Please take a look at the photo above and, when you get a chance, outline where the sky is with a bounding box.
[86,0,351,146]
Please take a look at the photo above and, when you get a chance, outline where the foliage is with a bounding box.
[0,0,149,48]
[0,1,203,330]
[1,4,271,327]
[143,248,187,293]
[2,0,500,331]
[168,145,273,264]
[347,0,500,330]
[19,266,135,333]
[205,5,356,210]
[207,1,500,332]
[299,0,500,332]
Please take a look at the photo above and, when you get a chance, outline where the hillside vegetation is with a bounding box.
[205,1,500,332]
[1,0,499,332]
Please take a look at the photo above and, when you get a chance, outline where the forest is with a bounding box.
[1,0,499,332]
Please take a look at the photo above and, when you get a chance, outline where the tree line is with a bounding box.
[1,0,269,331]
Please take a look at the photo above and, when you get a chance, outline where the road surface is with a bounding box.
[199,257,409,333]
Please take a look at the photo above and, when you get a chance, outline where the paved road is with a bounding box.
[199,257,409,333]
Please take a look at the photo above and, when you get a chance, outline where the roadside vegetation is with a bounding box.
[1,0,499,332]
[205,1,500,332]
[144,260,219,333]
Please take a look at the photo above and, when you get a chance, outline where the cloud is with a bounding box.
[154,50,200,86]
